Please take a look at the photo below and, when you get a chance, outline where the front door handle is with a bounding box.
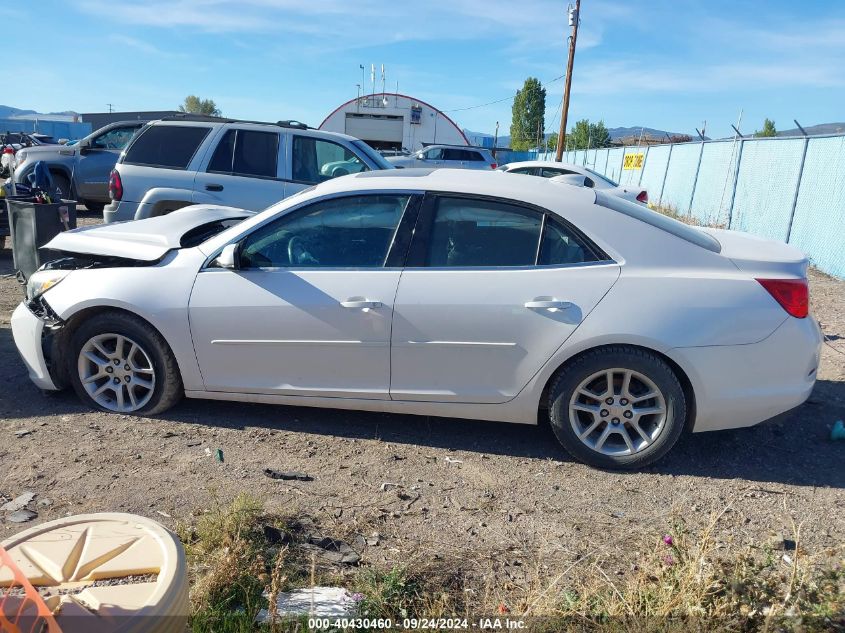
[340,299,383,309]
[206,183,224,192]
[524,299,573,310]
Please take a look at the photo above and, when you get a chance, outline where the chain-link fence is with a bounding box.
[533,134,845,278]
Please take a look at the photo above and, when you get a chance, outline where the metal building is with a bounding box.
[319,93,468,152]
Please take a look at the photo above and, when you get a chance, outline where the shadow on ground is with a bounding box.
[2,313,843,490]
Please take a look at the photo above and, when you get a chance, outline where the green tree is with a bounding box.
[546,132,559,153]
[566,119,611,150]
[510,77,546,150]
[179,95,222,117]
[754,118,777,137]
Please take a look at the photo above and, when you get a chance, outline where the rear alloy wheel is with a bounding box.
[69,312,182,415]
[548,347,686,469]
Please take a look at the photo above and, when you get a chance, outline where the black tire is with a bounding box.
[82,200,105,213]
[68,312,183,415]
[548,346,687,470]
[51,173,72,199]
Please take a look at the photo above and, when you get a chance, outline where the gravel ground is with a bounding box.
[1,214,844,593]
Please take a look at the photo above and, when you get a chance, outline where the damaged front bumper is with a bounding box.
[11,298,67,391]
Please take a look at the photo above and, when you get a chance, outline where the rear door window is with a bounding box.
[123,125,211,169]
[421,197,543,267]
[291,136,364,184]
[207,129,279,178]
[465,151,485,162]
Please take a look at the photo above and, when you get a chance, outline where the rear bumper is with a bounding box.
[11,302,58,390]
[673,315,822,433]
[104,200,142,223]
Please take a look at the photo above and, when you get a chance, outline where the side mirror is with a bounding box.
[78,139,91,154]
[214,243,239,269]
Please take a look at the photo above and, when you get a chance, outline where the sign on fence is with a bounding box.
[622,152,645,170]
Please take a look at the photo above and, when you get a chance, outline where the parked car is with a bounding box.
[386,144,497,170]
[12,169,820,469]
[104,116,394,223]
[13,121,147,212]
[499,160,648,205]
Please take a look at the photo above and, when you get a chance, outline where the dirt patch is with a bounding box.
[1,217,844,612]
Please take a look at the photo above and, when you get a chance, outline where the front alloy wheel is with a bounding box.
[77,333,156,412]
[68,311,183,415]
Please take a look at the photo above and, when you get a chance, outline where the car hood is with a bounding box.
[45,205,253,261]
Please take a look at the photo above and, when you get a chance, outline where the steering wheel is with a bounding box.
[288,235,311,266]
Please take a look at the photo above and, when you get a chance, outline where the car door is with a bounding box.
[189,192,420,399]
[415,147,444,168]
[192,127,286,211]
[74,124,142,200]
[285,135,370,197]
[389,194,620,403]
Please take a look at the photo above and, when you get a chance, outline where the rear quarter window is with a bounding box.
[123,125,211,169]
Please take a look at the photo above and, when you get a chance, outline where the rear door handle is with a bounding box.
[524,299,573,310]
[340,299,383,309]
[206,184,224,192]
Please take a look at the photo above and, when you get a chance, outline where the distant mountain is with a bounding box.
[777,122,845,137]
[0,105,80,119]
[0,105,36,119]
[463,125,699,148]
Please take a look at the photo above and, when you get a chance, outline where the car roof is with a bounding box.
[504,160,585,170]
[310,168,596,208]
[148,118,361,142]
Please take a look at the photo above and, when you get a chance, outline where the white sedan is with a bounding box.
[498,160,649,205]
[12,169,821,469]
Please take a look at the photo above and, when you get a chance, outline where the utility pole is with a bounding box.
[556,0,580,162]
[107,103,114,113]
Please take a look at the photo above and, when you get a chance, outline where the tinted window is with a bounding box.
[423,147,443,160]
[292,136,366,184]
[442,148,464,161]
[124,125,211,169]
[239,195,409,268]
[465,151,485,161]
[425,197,542,267]
[540,167,574,178]
[207,129,279,178]
[510,167,539,176]
[91,126,139,150]
[538,216,600,265]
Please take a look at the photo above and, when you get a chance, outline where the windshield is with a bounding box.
[584,167,618,187]
[352,140,394,171]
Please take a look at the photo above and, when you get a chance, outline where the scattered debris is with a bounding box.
[832,420,845,441]
[256,586,358,621]
[37,498,53,508]
[304,536,361,565]
[366,533,381,546]
[380,482,401,492]
[186,441,202,447]
[204,448,212,457]
[162,431,178,439]
[215,448,224,462]
[611,511,626,519]
[444,456,463,465]
[262,524,290,545]
[2,492,36,513]
[8,509,37,523]
[264,468,312,481]
[156,510,172,518]
[14,429,31,438]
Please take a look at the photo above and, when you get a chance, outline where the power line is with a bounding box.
[441,73,566,113]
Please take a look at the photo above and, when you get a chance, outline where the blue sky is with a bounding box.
[7,1,845,138]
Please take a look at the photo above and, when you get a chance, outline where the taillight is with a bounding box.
[108,169,123,201]
[490,163,498,169]
[636,190,648,203]
[756,278,808,318]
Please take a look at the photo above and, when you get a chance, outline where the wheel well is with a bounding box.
[53,306,180,385]
[150,200,191,217]
[539,344,697,431]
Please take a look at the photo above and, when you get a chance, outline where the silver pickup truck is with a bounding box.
[13,121,146,212]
